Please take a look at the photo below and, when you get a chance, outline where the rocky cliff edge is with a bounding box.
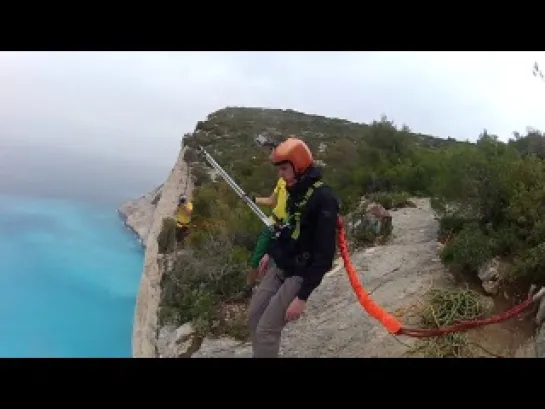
[118,144,193,357]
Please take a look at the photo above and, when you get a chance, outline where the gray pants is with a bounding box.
[247,259,303,358]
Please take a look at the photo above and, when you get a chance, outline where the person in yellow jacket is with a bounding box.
[236,177,288,299]
[175,195,193,243]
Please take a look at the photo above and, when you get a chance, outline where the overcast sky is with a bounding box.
[2,51,545,172]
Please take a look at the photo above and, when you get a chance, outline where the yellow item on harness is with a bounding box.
[270,178,287,222]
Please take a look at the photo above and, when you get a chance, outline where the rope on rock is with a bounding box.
[335,216,545,338]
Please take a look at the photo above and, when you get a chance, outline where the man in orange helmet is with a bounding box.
[247,136,340,358]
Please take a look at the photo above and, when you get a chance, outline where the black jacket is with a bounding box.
[266,165,340,301]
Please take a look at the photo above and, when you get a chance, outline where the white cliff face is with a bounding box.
[118,185,163,247]
[119,145,193,358]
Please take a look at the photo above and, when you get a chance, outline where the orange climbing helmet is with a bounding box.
[271,137,313,174]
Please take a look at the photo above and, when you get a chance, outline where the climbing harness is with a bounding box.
[284,180,323,241]
[197,144,545,339]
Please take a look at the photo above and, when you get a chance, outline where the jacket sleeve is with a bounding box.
[297,188,340,301]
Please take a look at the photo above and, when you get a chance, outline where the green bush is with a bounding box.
[183,145,199,162]
[157,217,177,254]
[440,223,493,274]
[158,177,263,339]
[508,242,545,286]
[191,164,211,187]
[158,230,249,338]
[437,214,479,243]
[431,132,545,286]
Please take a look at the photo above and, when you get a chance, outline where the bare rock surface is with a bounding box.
[477,257,501,295]
[535,325,545,357]
[157,323,197,358]
[193,338,252,358]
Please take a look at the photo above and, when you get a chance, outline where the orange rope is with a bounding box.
[336,216,403,334]
[335,216,541,338]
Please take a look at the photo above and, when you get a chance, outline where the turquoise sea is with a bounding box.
[0,140,165,357]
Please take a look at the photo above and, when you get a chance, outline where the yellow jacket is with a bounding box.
[176,201,193,226]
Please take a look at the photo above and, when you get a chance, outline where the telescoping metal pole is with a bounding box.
[197,145,275,230]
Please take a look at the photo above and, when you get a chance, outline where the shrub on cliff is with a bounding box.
[191,164,211,187]
[440,223,494,274]
[157,217,177,254]
[158,229,249,337]
[158,180,261,338]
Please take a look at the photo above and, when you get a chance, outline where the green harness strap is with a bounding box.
[285,181,324,240]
